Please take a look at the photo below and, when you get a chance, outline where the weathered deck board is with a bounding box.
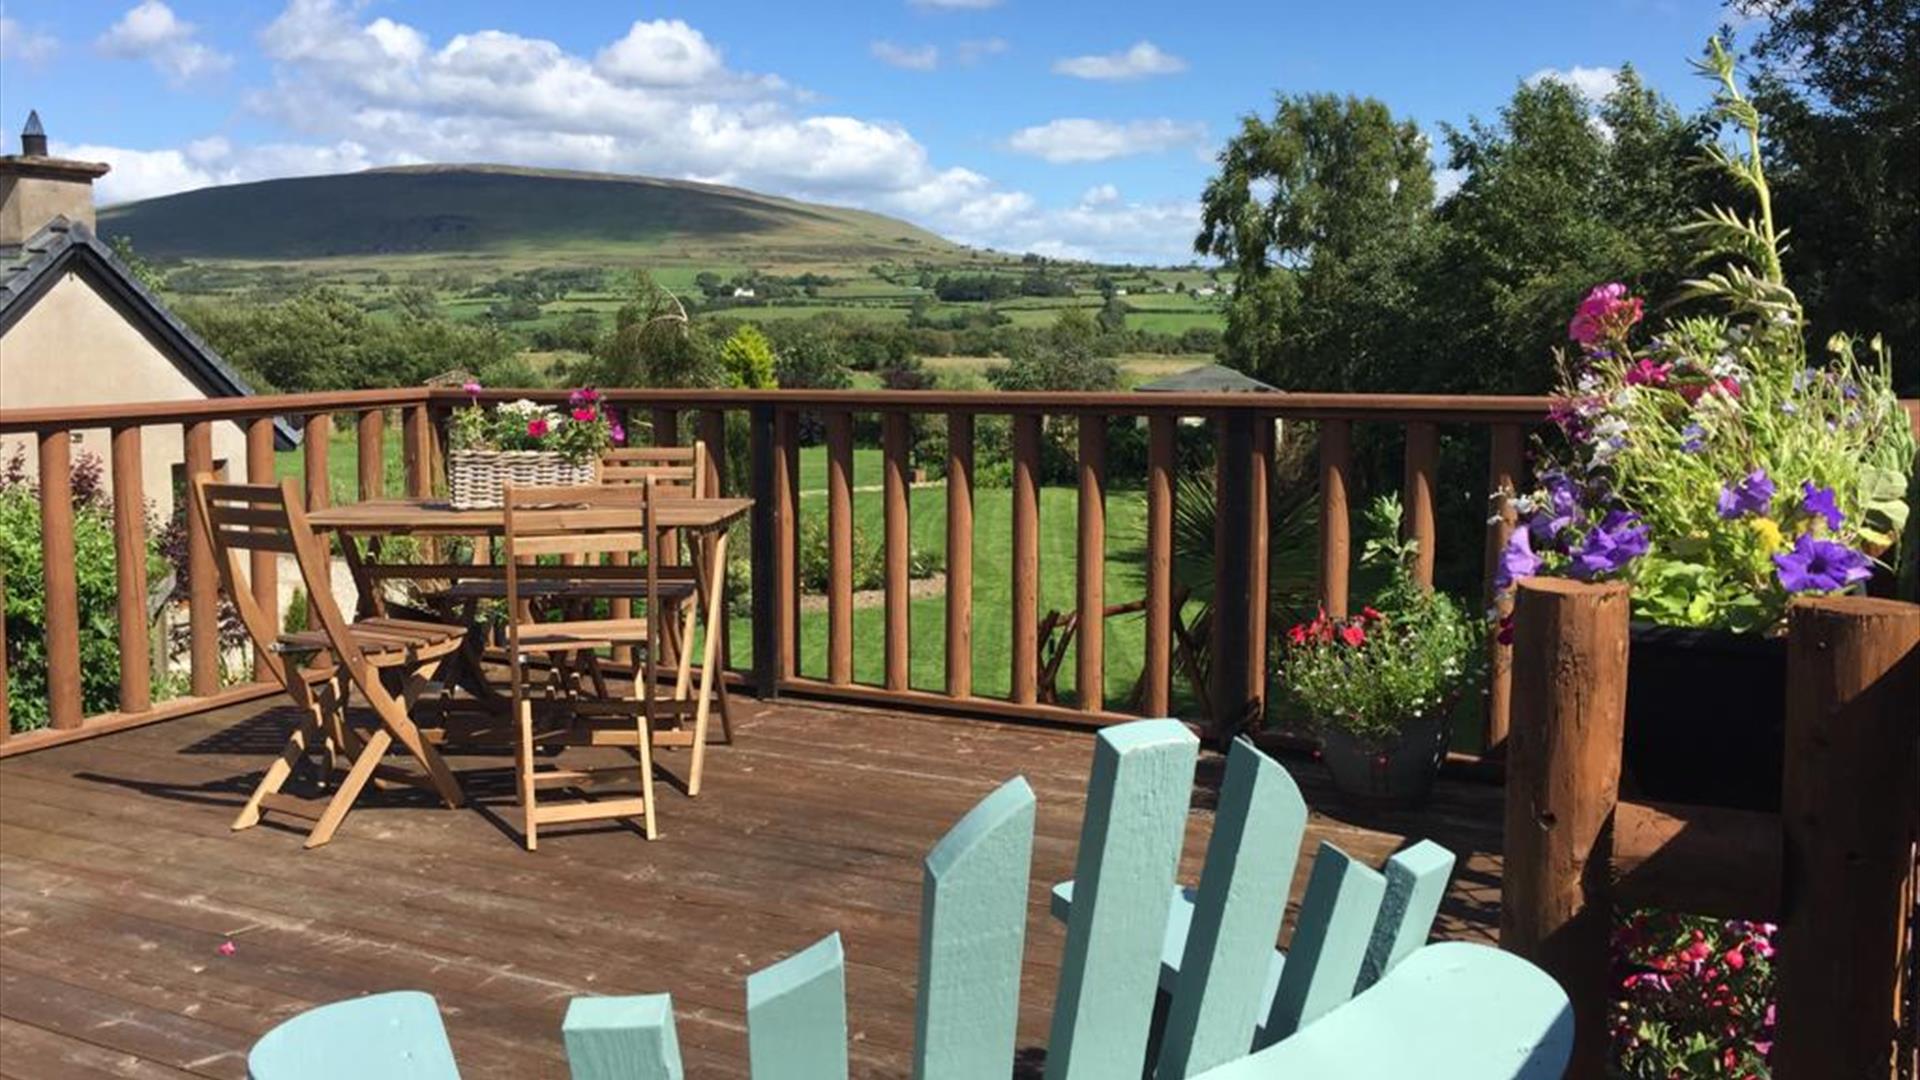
[0,698,1503,1078]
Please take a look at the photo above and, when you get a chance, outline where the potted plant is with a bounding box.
[1494,41,1915,810]
[1280,496,1482,806]
[445,385,623,509]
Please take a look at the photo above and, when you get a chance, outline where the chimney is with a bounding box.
[1,111,111,247]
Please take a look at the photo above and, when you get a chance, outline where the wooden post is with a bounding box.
[247,418,279,676]
[38,431,82,729]
[698,410,725,495]
[1402,422,1438,590]
[945,413,974,699]
[304,412,331,510]
[773,409,799,685]
[1076,414,1107,712]
[749,404,780,696]
[826,410,854,686]
[1318,420,1351,619]
[403,404,433,498]
[1501,577,1630,1080]
[356,409,384,501]
[1011,413,1041,705]
[1483,424,1523,755]
[110,425,151,714]
[1774,597,1920,1080]
[1212,413,1254,742]
[1144,414,1175,716]
[883,412,911,692]
[1248,415,1272,714]
[185,421,218,697]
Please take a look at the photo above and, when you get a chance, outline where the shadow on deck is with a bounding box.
[0,697,1504,1078]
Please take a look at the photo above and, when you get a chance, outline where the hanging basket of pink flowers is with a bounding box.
[444,385,625,509]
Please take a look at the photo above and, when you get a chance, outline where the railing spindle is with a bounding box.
[1076,414,1107,711]
[774,409,799,683]
[38,430,82,728]
[110,425,151,714]
[304,412,331,510]
[827,410,854,686]
[404,404,433,498]
[883,411,911,692]
[699,410,725,495]
[184,421,218,696]
[1484,424,1524,753]
[1249,415,1272,713]
[357,409,384,501]
[1143,414,1175,717]
[247,418,280,679]
[1212,413,1255,741]
[1403,422,1439,590]
[945,412,974,699]
[1011,413,1041,705]
[1317,420,1352,619]
[652,407,678,448]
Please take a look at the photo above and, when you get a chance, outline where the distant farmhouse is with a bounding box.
[0,112,284,519]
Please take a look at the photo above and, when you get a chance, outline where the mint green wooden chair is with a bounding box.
[248,721,1572,1079]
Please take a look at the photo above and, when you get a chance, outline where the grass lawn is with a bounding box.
[274,423,407,504]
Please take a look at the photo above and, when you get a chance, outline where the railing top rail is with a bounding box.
[0,387,430,434]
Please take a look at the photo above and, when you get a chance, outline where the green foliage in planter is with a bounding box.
[1275,496,1483,747]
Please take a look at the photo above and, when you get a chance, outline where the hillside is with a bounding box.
[98,164,965,264]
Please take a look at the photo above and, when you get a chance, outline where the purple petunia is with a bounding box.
[1495,527,1541,591]
[1568,510,1650,581]
[1680,423,1707,453]
[1798,481,1844,531]
[1772,533,1871,593]
[1527,472,1584,549]
[1716,468,1775,520]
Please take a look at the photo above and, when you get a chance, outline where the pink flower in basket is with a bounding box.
[527,418,549,439]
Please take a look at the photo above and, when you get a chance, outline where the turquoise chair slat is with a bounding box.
[246,990,460,1080]
[1044,719,1199,1080]
[1190,943,1574,1080]
[1357,840,1456,993]
[563,995,683,1080]
[1157,738,1308,1079]
[914,776,1036,1080]
[1260,842,1386,1046]
[747,932,849,1080]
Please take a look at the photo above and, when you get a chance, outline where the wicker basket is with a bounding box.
[447,449,596,509]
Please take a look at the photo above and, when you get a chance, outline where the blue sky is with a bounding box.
[0,0,1741,262]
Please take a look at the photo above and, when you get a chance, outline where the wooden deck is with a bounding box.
[0,697,1504,1078]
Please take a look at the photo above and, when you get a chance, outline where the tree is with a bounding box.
[1195,94,1435,388]
[589,272,722,388]
[1096,293,1129,334]
[1740,0,1920,392]
[720,325,777,389]
[987,309,1120,392]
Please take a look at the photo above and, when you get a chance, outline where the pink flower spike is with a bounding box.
[217,940,237,957]
[462,380,482,397]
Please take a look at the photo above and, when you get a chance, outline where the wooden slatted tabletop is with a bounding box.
[307,497,752,535]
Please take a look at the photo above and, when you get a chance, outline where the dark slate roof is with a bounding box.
[1135,363,1279,393]
[0,216,296,447]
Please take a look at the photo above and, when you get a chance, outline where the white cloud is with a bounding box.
[964,190,1201,265]
[1006,118,1206,163]
[1526,64,1619,102]
[56,137,388,204]
[96,1,232,84]
[909,0,1003,9]
[1433,166,1466,202]
[871,41,940,71]
[955,37,1008,64]
[1080,183,1120,207]
[0,17,58,64]
[1052,41,1185,81]
[596,19,724,86]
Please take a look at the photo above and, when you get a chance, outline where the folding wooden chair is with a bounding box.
[193,476,467,849]
[598,442,733,751]
[503,482,668,849]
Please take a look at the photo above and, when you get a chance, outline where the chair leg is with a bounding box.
[234,701,324,831]
[636,706,658,841]
[516,697,538,852]
[364,669,464,811]
[306,728,392,848]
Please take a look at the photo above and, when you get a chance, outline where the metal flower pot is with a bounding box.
[1623,622,1786,812]
[1321,710,1451,808]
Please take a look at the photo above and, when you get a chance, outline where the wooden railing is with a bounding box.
[0,386,1555,757]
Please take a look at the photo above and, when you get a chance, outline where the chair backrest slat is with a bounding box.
[1157,739,1308,1079]
[746,933,848,1080]
[1260,842,1387,1047]
[563,995,683,1080]
[1356,840,1456,994]
[913,777,1035,1080]
[1045,720,1198,1080]
[601,443,706,498]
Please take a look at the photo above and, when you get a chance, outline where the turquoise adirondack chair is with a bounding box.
[246,721,1572,1079]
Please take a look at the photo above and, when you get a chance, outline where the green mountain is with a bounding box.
[98,164,964,264]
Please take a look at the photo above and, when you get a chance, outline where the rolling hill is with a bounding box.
[98,164,966,265]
